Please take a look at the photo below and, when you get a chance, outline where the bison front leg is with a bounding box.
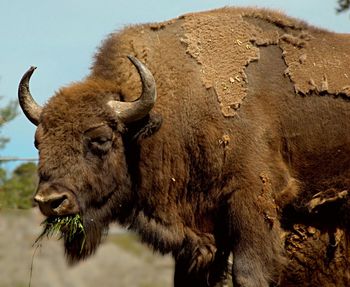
[173,230,230,287]
[228,190,285,287]
[174,250,230,287]
[174,259,210,287]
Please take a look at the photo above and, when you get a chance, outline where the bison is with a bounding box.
[18,7,350,287]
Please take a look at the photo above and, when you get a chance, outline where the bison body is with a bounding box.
[19,8,350,287]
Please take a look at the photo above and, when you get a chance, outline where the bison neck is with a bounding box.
[122,105,233,254]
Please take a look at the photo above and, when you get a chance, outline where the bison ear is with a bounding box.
[128,113,162,142]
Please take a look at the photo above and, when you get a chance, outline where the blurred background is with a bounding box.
[0,0,349,286]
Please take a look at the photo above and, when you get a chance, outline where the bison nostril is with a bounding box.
[50,196,67,210]
[35,189,79,216]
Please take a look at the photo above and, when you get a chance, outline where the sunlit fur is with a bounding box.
[30,7,350,286]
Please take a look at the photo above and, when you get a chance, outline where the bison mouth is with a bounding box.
[35,213,109,264]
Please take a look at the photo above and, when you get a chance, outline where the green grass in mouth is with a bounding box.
[34,214,86,252]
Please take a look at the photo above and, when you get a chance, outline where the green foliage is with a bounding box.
[337,0,350,12]
[35,214,86,252]
[0,97,18,149]
[0,162,38,209]
[0,91,36,209]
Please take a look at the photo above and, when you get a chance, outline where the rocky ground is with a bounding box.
[0,209,173,287]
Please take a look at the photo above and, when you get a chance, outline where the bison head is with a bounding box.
[18,56,157,263]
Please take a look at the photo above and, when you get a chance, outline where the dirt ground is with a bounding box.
[0,209,173,287]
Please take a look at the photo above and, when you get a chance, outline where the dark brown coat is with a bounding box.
[20,7,350,287]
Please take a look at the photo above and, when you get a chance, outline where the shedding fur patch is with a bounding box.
[243,10,350,97]
[181,12,260,117]
[244,10,350,98]
[181,8,350,117]
[282,224,350,286]
[280,32,350,96]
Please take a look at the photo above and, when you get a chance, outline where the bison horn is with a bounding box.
[108,56,157,123]
[18,66,42,125]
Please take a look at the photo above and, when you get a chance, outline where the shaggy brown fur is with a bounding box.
[23,7,350,286]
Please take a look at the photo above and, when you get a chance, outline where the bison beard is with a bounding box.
[64,182,132,264]
[64,210,108,264]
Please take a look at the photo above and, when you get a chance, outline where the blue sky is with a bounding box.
[1,0,349,170]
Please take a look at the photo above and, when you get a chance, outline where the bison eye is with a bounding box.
[89,136,113,154]
[92,136,109,145]
[84,125,114,155]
